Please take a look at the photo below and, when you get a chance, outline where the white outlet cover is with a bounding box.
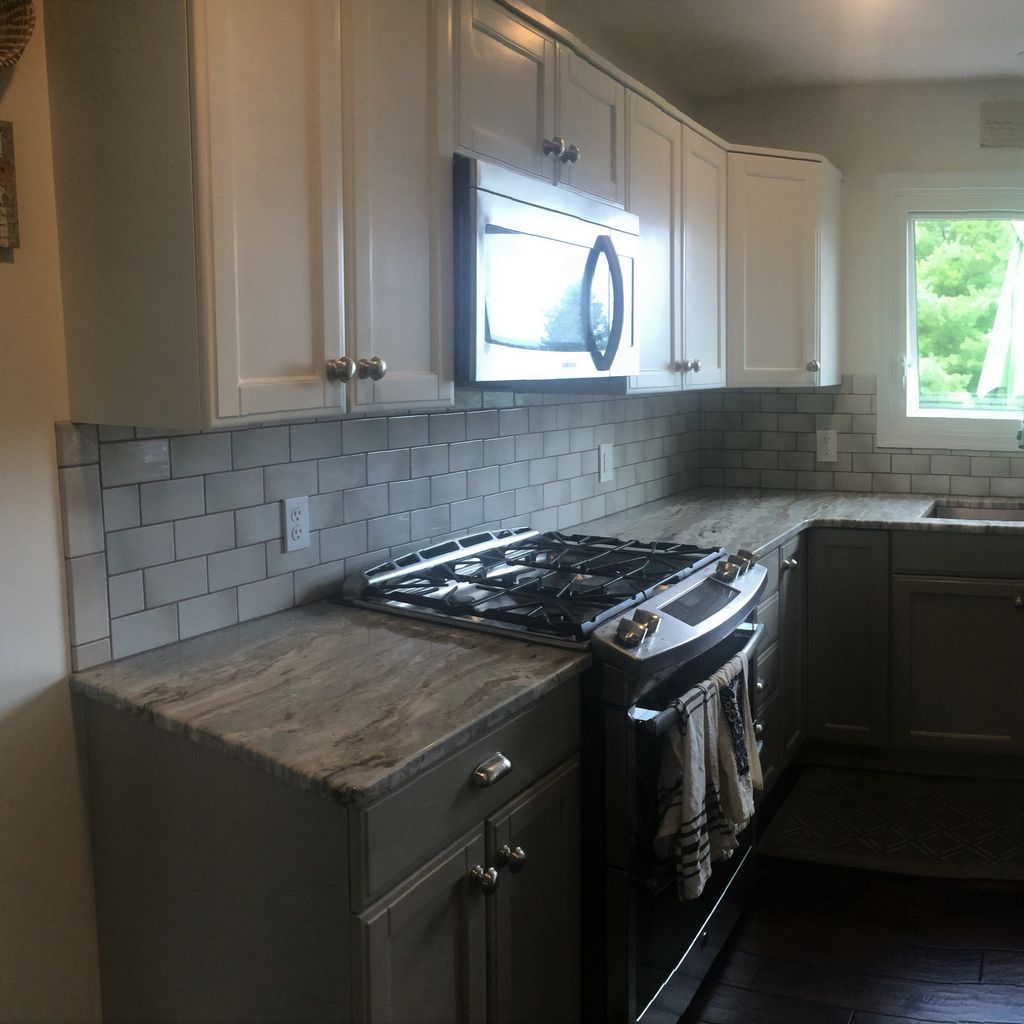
[816,429,837,464]
[282,495,310,552]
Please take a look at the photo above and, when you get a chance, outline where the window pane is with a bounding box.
[911,217,1021,413]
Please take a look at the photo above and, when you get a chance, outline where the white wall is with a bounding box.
[0,3,101,1019]
[697,78,1024,375]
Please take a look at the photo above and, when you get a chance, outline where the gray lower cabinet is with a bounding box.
[778,534,807,761]
[892,576,1024,751]
[356,758,581,1024]
[806,529,890,745]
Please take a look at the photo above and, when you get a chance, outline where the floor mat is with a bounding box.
[758,766,1024,880]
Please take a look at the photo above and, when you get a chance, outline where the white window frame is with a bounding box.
[878,174,1024,452]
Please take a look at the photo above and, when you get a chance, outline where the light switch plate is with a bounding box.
[599,443,615,483]
[282,496,310,552]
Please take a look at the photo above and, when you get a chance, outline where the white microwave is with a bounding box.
[454,156,639,389]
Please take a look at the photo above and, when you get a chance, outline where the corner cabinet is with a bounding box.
[456,0,626,205]
[45,0,452,432]
[726,152,841,388]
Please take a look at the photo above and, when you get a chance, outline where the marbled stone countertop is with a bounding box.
[71,602,589,806]
[577,488,1024,556]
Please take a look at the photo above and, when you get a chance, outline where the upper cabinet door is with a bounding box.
[555,48,626,205]
[681,127,728,390]
[194,0,346,423]
[626,93,682,394]
[456,0,556,180]
[726,153,840,387]
[342,0,454,413]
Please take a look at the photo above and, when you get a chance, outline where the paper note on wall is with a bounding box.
[0,121,19,248]
[980,102,1024,148]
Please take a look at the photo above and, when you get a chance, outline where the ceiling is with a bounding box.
[546,0,1024,101]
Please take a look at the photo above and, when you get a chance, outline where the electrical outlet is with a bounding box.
[282,496,310,552]
[599,443,615,484]
[816,429,837,463]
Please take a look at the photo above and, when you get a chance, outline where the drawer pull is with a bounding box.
[469,865,499,894]
[497,844,527,872]
[471,752,512,788]
[755,678,765,694]
[782,557,798,572]
[753,720,765,741]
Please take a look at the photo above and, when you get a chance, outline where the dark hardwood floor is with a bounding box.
[679,857,1024,1024]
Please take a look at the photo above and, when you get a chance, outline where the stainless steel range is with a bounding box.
[341,528,767,1023]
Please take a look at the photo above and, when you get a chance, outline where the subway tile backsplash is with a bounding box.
[57,389,703,669]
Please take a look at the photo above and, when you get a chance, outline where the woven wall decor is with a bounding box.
[0,0,35,68]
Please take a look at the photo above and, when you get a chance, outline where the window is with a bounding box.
[878,177,1024,451]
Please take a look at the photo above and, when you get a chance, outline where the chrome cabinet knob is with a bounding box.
[497,844,527,873]
[469,865,499,894]
[672,360,684,372]
[357,356,387,381]
[691,359,702,373]
[679,359,693,373]
[753,720,765,741]
[542,136,565,158]
[782,557,798,572]
[1014,595,1024,609]
[807,359,821,372]
[471,752,513,788]
[755,678,765,694]
[560,143,581,164]
[326,357,356,383]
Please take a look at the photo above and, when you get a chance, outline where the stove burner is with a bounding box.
[355,531,722,643]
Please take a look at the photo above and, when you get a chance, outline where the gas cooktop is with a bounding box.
[339,529,724,646]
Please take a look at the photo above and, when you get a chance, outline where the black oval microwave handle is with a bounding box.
[581,234,624,372]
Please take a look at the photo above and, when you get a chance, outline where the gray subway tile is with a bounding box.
[294,561,346,604]
[851,375,877,394]
[449,440,483,471]
[318,454,367,493]
[238,574,294,622]
[794,395,833,414]
[367,513,411,550]
[834,394,873,415]
[500,462,530,491]
[499,408,529,435]
[467,466,500,497]
[543,430,570,457]
[515,433,544,461]
[930,455,971,476]
[872,473,911,493]
[431,472,467,505]
[206,468,265,512]
[411,445,448,478]
[103,485,140,531]
[235,502,283,545]
[174,512,235,558]
[344,483,389,522]
[892,454,931,475]
[910,474,950,494]
[542,480,571,506]
[991,477,1024,498]
[429,413,466,444]
[108,571,145,618]
[971,456,1010,477]
[178,590,238,640]
[55,422,99,467]
[144,556,208,607]
[483,436,515,466]
[528,406,556,432]
[140,476,205,524]
[410,506,450,541]
[264,461,318,502]
[309,491,345,530]
[66,552,110,645]
[320,522,368,561]
[106,523,175,574]
[111,606,178,659]
[450,497,484,531]
[343,417,388,454]
[98,426,135,442]
[388,478,430,514]
[833,472,873,492]
[59,465,105,557]
[950,475,990,496]
[100,439,170,487]
[232,426,290,469]
[170,433,232,477]
[71,638,111,672]
[465,410,499,440]
[266,532,321,576]
[388,415,428,449]
[208,543,267,590]
[852,453,891,474]
[290,421,342,461]
[368,449,411,484]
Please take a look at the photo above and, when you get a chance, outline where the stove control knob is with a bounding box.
[615,618,648,648]
[632,609,661,635]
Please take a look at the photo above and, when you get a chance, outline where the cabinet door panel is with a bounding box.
[806,530,890,745]
[626,94,682,394]
[343,0,454,412]
[556,48,626,204]
[681,127,727,389]
[457,0,556,179]
[778,536,806,761]
[487,759,581,1024]
[893,576,1024,751]
[359,832,487,1024]
[195,0,344,422]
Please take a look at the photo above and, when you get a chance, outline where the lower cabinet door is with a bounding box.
[486,758,581,1024]
[778,535,806,763]
[358,831,488,1024]
[893,575,1024,751]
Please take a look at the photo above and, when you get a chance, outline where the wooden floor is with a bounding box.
[679,857,1024,1024]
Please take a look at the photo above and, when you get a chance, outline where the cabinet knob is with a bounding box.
[691,359,702,373]
[560,143,581,165]
[753,720,765,741]
[497,844,527,873]
[471,752,513,788]
[469,865,499,894]
[542,136,565,158]
[1014,596,1024,609]
[325,357,356,383]
[806,359,821,372]
[678,359,692,373]
[672,360,684,372]
[755,678,765,693]
[782,557,798,572]
[357,356,387,381]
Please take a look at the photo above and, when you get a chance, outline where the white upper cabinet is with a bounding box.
[341,0,454,413]
[726,152,841,387]
[626,94,682,394]
[681,127,728,390]
[456,0,625,204]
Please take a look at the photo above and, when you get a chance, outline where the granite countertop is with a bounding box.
[577,488,1024,556]
[71,602,589,806]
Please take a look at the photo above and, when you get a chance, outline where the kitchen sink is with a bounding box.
[926,502,1024,522]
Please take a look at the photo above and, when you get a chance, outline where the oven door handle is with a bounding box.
[629,623,764,736]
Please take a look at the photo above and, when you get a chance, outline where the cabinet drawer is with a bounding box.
[755,641,779,711]
[893,531,1024,578]
[759,546,780,599]
[757,591,780,650]
[352,679,580,906]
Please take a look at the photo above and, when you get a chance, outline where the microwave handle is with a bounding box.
[581,235,624,372]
